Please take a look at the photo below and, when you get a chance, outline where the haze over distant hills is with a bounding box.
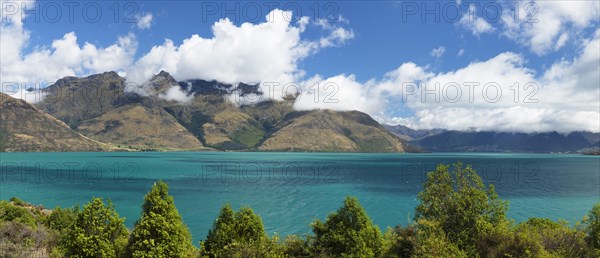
[2,71,408,152]
[384,124,600,153]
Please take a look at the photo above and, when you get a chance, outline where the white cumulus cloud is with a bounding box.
[500,0,600,55]
[294,30,600,133]
[0,0,137,99]
[126,9,354,101]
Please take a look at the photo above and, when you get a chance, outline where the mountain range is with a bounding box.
[2,71,598,154]
[1,71,408,152]
[384,124,600,153]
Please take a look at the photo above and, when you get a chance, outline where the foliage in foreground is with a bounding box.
[415,163,508,255]
[200,204,285,257]
[126,180,196,258]
[311,196,384,257]
[61,198,128,257]
[1,163,599,257]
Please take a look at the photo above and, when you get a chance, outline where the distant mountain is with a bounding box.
[417,131,600,153]
[0,93,107,152]
[383,124,444,141]
[384,124,600,153]
[259,110,406,152]
[29,71,409,152]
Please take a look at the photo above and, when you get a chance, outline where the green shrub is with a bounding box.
[233,207,268,244]
[475,218,553,258]
[413,219,467,258]
[0,200,36,227]
[282,235,313,257]
[202,204,235,256]
[415,163,508,255]
[213,235,285,258]
[46,206,79,233]
[382,225,417,258]
[311,196,383,257]
[127,180,196,258]
[9,197,26,206]
[60,198,128,257]
[516,218,594,257]
[201,204,271,257]
[585,203,600,251]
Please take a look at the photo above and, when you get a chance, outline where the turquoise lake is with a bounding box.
[1,152,599,244]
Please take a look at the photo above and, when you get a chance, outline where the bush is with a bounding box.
[479,217,595,258]
[202,204,235,256]
[413,219,467,258]
[381,225,417,258]
[476,218,549,258]
[0,200,36,228]
[0,221,51,258]
[474,218,515,257]
[201,204,271,257]
[516,218,593,257]
[127,180,196,258]
[46,206,79,233]
[233,207,268,244]
[415,163,508,255]
[282,235,313,257]
[585,203,600,251]
[0,201,60,258]
[311,196,383,257]
[9,197,26,206]
[60,198,128,257]
[213,235,285,258]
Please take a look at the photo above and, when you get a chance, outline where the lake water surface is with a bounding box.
[1,152,598,244]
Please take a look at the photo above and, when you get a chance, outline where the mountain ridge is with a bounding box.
[1,71,410,152]
[7,71,596,153]
[0,93,110,152]
[384,124,600,153]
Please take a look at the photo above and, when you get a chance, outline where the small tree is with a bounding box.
[127,180,195,257]
[415,163,508,255]
[233,207,267,244]
[47,206,79,233]
[61,198,128,257]
[311,196,383,257]
[201,205,268,257]
[585,203,600,251]
[202,204,236,256]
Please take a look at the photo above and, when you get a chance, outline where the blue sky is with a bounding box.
[19,1,589,78]
[2,0,599,132]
